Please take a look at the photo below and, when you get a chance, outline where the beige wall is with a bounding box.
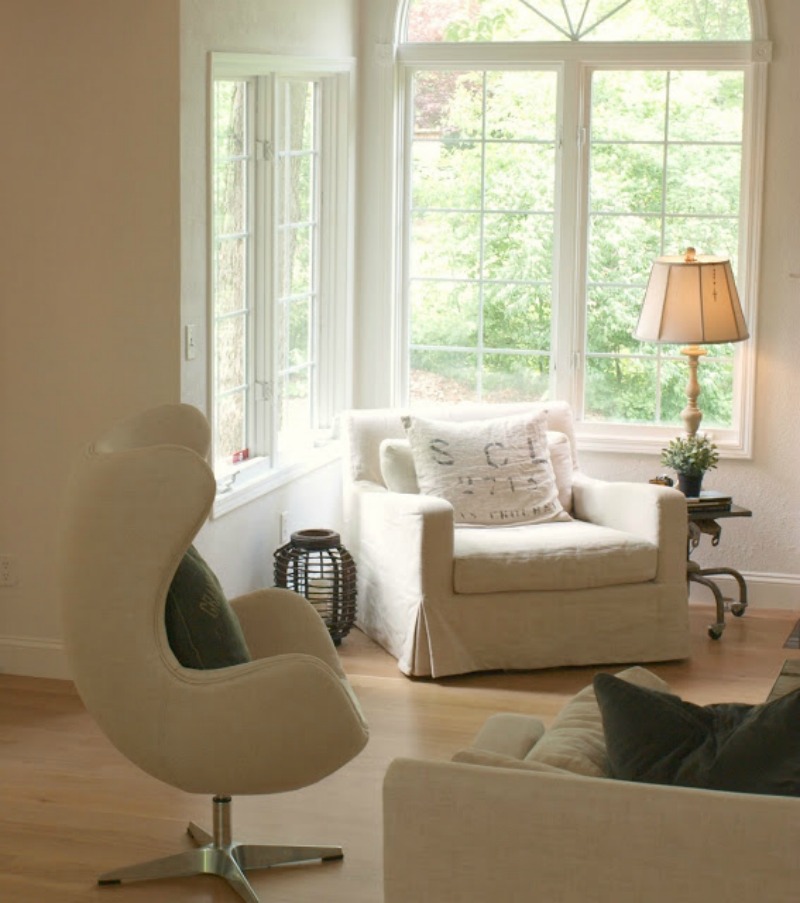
[0,0,358,678]
[0,0,181,676]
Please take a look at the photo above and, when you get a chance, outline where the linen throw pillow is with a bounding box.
[380,429,575,513]
[165,544,251,670]
[379,437,420,494]
[594,673,800,796]
[526,666,671,777]
[401,411,569,526]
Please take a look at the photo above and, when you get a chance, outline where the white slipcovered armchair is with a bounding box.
[341,401,689,678]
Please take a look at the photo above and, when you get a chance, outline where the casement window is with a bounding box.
[397,0,768,454]
[210,54,353,513]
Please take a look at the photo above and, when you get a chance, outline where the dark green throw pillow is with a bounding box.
[165,544,251,669]
[593,672,800,797]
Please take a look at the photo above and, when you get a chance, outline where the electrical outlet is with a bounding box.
[0,555,18,587]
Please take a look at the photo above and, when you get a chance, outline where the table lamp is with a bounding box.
[634,247,749,437]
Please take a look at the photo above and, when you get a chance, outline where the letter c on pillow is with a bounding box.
[483,441,508,468]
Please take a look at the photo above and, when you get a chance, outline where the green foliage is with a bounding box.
[409,0,751,43]
[660,434,720,477]
[406,5,746,420]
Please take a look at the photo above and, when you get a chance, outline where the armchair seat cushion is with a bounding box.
[453,521,658,594]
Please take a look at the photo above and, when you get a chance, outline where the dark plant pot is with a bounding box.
[677,473,703,498]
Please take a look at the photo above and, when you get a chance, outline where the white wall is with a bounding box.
[355,0,800,609]
[0,1,181,677]
[179,0,358,598]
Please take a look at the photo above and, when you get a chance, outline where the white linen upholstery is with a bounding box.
[379,429,575,511]
[59,404,369,896]
[384,750,799,903]
[384,672,800,902]
[401,409,567,526]
[341,401,689,677]
[453,521,657,593]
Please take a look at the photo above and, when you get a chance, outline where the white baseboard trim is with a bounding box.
[1,572,799,679]
[689,570,800,611]
[0,636,70,680]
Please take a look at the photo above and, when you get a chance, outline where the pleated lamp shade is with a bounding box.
[635,249,748,345]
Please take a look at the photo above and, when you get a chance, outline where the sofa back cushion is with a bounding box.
[525,666,671,777]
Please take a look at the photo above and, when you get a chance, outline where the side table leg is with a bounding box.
[689,572,727,639]
[710,567,748,617]
[688,566,748,640]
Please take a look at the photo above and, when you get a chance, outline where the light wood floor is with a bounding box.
[2,603,798,903]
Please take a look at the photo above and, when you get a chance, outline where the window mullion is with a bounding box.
[254,75,274,461]
[553,60,585,412]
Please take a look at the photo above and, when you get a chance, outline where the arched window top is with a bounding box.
[403,0,753,43]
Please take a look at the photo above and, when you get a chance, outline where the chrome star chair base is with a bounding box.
[98,796,344,903]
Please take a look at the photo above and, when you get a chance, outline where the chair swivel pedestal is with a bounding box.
[99,795,342,902]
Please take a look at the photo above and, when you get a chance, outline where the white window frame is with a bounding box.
[394,21,770,458]
[209,53,355,517]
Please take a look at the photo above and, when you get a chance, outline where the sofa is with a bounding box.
[341,401,690,677]
[383,667,799,902]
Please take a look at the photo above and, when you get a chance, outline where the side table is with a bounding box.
[687,503,752,640]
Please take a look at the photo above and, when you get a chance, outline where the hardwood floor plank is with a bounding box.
[2,604,797,901]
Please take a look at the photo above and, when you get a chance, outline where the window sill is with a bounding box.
[211,441,342,519]
[576,423,752,459]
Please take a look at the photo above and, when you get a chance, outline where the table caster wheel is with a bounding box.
[730,603,746,617]
[708,625,723,640]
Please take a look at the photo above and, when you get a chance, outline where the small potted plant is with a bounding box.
[660,434,719,497]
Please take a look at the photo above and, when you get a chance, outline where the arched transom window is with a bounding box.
[397,0,767,452]
[405,0,752,42]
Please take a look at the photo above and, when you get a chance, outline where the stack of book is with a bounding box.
[686,489,732,515]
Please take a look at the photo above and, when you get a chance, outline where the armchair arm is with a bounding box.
[359,487,455,596]
[572,472,687,583]
[230,587,344,675]
[351,484,455,672]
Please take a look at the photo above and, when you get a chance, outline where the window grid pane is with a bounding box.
[213,79,251,462]
[408,68,558,405]
[275,78,319,447]
[584,69,744,428]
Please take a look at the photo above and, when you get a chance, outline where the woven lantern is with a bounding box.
[273,529,357,646]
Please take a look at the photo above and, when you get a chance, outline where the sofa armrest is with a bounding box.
[572,472,687,583]
[384,757,800,903]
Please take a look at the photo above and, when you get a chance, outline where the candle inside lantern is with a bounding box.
[307,577,334,610]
